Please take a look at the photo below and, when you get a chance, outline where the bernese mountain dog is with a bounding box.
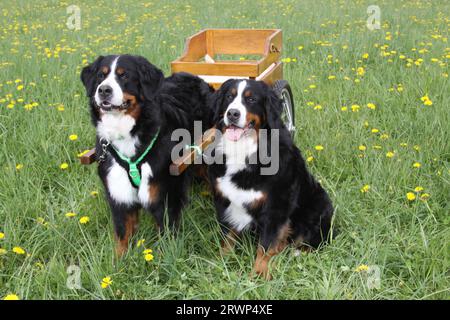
[208,79,334,279]
[80,54,213,256]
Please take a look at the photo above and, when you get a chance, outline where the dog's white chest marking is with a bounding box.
[106,159,138,205]
[106,160,154,206]
[216,170,263,232]
[97,112,139,158]
[137,163,154,206]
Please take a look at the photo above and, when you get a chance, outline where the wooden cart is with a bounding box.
[171,29,295,133]
[80,29,296,173]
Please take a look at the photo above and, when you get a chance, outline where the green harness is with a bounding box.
[110,129,160,188]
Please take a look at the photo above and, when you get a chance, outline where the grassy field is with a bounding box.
[0,0,449,300]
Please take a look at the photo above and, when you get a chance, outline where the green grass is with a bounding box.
[0,0,449,300]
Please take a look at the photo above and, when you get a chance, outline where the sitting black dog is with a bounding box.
[81,54,213,256]
[208,79,334,279]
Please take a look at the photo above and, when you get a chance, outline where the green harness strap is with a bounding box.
[111,129,160,188]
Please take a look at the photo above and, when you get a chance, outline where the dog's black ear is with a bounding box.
[211,79,235,124]
[136,56,164,100]
[264,86,283,129]
[80,56,104,97]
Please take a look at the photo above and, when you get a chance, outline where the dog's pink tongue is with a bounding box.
[225,127,244,141]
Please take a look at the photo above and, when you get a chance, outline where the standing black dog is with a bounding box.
[81,54,212,256]
[208,79,334,279]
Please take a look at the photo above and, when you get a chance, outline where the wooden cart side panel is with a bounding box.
[176,30,207,62]
[258,29,282,75]
[210,29,278,55]
[257,62,283,86]
[171,61,259,77]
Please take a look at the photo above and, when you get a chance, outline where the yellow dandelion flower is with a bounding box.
[77,149,90,157]
[341,106,348,112]
[65,212,77,218]
[0,232,4,239]
[386,151,395,158]
[406,192,416,201]
[15,164,23,170]
[101,277,113,289]
[79,216,90,224]
[355,264,369,272]
[413,145,420,151]
[3,294,19,300]
[414,186,424,192]
[0,248,7,255]
[360,185,370,193]
[351,104,360,112]
[356,67,365,76]
[17,85,24,91]
[371,128,379,134]
[137,239,145,247]
[12,246,26,255]
[367,103,376,110]
[60,163,69,170]
[420,193,430,200]
[69,134,78,141]
[380,134,389,140]
[90,191,99,197]
[143,248,154,261]
[413,162,421,168]
[358,145,367,151]
[314,104,322,110]
[306,156,314,163]
[314,145,324,151]
[420,95,433,106]
[144,253,154,262]
[328,75,336,80]
[362,53,369,59]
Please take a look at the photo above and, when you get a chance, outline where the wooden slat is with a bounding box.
[257,62,283,86]
[178,30,207,62]
[171,60,259,77]
[80,148,96,165]
[210,29,277,55]
[257,29,282,75]
[206,30,215,58]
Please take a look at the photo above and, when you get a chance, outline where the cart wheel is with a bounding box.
[273,80,295,136]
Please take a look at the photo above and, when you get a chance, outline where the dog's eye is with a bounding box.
[119,72,128,80]
[226,94,234,101]
[246,97,256,103]
[97,72,105,80]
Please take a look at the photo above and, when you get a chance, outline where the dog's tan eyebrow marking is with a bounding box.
[244,90,252,97]
[116,67,125,75]
[231,88,237,96]
[101,66,109,74]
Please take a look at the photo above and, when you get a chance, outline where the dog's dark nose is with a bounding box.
[98,85,113,98]
[227,108,241,122]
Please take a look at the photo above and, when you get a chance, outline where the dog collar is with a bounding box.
[109,129,160,188]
